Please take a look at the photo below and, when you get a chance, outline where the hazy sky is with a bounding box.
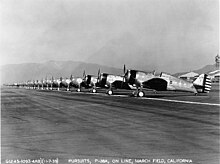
[0,0,219,71]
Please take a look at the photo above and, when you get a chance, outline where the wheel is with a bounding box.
[138,91,144,97]
[92,89,96,93]
[67,88,70,91]
[107,90,113,95]
[77,88,81,92]
[194,93,198,96]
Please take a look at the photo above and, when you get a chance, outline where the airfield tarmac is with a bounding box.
[1,85,219,164]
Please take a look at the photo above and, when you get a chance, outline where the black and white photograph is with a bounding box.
[1,0,219,164]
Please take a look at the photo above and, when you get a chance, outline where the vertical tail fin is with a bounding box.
[193,74,212,93]
[203,75,212,93]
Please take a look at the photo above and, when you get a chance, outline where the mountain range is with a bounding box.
[173,64,218,77]
[0,60,217,84]
[0,61,123,84]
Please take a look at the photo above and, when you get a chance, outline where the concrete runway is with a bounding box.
[1,86,219,164]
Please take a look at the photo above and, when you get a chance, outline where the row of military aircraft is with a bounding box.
[6,65,212,97]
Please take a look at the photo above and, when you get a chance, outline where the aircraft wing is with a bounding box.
[142,77,168,91]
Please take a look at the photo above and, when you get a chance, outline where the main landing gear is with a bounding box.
[138,91,145,97]
[91,88,97,93]
[106,83,113,95]
[107,90,113,95]
[132,86,145,97]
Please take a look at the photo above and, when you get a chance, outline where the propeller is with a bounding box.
[83,70,86,79]
[121,64,127,88]
[70,74,73,80]
[123,64,126,74]
[97,68,101,82]
[52,76,54,82]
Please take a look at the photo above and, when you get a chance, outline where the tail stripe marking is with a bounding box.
[205,84,211,87]
[203,74,212,93]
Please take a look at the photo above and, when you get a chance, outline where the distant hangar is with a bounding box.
[178,70,219,83]
[178,72,199,82]
[208,70,220,83]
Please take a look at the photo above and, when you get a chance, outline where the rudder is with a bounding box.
[193,74,212,93]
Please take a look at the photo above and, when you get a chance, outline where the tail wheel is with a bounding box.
[138,91,144,97]
[77,88,81,92]
[107,90,113,95]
